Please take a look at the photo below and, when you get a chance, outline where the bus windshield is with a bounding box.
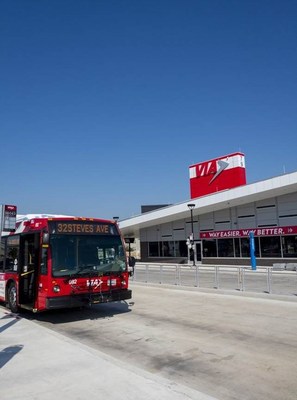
[50,235,126,277]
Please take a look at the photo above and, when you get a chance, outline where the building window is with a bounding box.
[218,239,234,257]
[148,242,160,257]
[178,241,188,257]
[282,236,297,258]
[240,237,260,257]
[234,238,240,257]
[241,238,250,257]
[202,240,217,257]
[162,241,174,257]
[146,235,293,260]
[260,237,281,257]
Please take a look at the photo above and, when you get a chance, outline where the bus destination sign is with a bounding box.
[49,221,117,235]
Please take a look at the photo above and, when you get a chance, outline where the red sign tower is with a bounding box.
[189,152,246,199]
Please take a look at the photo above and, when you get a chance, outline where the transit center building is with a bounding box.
[119,153,297,266]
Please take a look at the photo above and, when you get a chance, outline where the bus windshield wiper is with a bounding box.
[76,265,98,274]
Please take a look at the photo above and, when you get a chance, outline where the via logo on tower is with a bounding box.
[189,152,246,199]
[209,160,229,184]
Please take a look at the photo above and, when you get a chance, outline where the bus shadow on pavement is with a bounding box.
[0,345,23,369]
[25,300,133,324]
[0,312,21,333]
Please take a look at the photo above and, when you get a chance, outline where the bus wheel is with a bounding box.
[8,283,19,313]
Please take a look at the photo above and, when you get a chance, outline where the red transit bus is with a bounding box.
[0,214,132,313]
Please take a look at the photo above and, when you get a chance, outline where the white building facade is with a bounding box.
[119,171,297,266]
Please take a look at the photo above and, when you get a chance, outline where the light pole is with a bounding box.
[187,203,195,265]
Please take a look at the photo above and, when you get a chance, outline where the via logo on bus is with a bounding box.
[86,278,103,289]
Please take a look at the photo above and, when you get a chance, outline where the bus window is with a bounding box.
[51,235,126,277]
[6,236,20,272]
[0,238,5,272]
[40,248,48,275]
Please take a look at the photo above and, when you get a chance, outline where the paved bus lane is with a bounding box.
[2,283,297,400]
[0,304,215,400]
[125,284,297,400]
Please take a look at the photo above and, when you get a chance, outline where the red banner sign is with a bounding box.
[200,226,297,239]
[1,204,17,232]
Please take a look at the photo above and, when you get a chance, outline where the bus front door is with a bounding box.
[19,234,39,308]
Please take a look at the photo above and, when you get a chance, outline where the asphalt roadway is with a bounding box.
[0,302,215,400]
[1,283,297,400]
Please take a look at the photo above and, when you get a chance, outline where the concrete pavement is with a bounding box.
[0,306,217,400]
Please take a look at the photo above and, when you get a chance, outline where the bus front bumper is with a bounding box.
[46,289,132,310]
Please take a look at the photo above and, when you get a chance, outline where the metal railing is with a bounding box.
[131,263,297,297]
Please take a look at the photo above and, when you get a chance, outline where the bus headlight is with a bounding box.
[53,285,61,293]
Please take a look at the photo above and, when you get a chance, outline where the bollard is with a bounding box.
[159,265,163,284]
[177,265,181,285]
[238,267,241,288]
[239,267,245,291]
[214,266,219,289]
[132,264,136,281]
[266,267,272,294]
[195,265,199,287]
[175,265,178,285]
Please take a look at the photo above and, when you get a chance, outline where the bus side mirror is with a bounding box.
[42,232,49,245]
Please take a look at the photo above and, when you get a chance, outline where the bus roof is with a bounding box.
[1,214,117,236]
[17,214,73,222]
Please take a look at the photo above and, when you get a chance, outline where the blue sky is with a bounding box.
[1,0,296,220]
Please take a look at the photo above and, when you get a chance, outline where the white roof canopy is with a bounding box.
[119,171,297,237]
